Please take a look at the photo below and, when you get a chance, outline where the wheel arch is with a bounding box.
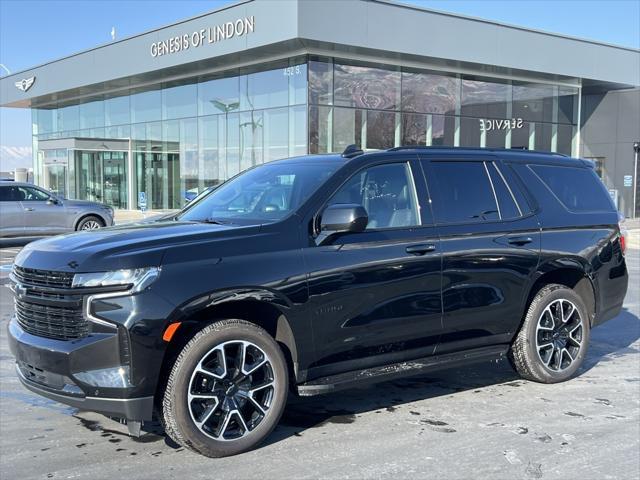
[524,260,597,327]
[156,290,300,406]
[74,212,107,230]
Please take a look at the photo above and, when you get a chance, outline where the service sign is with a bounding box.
[150,16,255,58]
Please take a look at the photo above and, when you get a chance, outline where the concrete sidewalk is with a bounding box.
[113,209,178,224]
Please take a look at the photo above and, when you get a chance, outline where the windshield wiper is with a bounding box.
[200,217,227,225]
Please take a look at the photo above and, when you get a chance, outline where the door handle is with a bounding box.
[406,243,436,255]
[24,207,34,212]
[507,236,533,246]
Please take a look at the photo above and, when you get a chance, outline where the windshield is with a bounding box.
[178,161,339,224]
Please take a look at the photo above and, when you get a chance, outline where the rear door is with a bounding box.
[303,157,442,379]
[0,185,25,236]
[420,155,540,354]
[18,185,68,235]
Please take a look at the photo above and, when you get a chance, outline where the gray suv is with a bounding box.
[0,181,114,237]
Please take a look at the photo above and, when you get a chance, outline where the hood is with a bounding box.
[14,220,260,273]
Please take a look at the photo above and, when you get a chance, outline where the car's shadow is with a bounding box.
[136,307,639,450]
[262,307,640,448]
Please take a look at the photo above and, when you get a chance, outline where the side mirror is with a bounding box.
[46,197,60,205]
[316,204,368,245]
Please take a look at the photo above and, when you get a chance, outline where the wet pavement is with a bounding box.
[0,237,638,479]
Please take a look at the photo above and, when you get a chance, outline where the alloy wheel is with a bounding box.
[187,340,275,441]
[536,298,583,372]
[81,220,102,230]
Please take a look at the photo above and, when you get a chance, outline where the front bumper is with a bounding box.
[8,317,154,421]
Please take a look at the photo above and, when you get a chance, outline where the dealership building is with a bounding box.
[1,0,639,216]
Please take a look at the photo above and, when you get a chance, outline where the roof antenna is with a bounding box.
[341,144,363,159]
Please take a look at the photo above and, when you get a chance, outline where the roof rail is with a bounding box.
[387,145,569,157]
[341,144,364,159]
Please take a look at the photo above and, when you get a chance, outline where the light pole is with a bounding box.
[633,141,639,219]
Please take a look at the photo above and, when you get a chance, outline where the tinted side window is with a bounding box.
[487,163,521,219]
[428,161,499,224]
[328,163,420,230]
[19,187,50,201]
[530,164,615,212]
[0,186,17,202]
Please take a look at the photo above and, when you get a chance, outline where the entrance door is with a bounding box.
[103,152,128,209]
[74,150,128,209]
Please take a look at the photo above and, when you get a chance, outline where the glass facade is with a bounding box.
[32,56,579,210]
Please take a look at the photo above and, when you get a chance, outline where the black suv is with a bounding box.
[8,146,628,457]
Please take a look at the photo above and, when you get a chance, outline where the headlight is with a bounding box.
[72,267,160,292]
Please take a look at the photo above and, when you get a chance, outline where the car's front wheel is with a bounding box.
[162,319,289,457]
[76,215,104,231]
[510,284,590,383]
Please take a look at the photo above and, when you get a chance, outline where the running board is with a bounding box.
[296,345,508,396]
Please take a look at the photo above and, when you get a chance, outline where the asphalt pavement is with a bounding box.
[0,235,638,480]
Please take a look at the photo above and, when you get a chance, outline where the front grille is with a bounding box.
[13,266,74,289]
[15,298,88,340]
[12,266,87,341]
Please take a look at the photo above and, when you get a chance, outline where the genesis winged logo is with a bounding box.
[15,76,35,92]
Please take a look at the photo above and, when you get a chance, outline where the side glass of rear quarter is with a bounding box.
[418,155,541,354]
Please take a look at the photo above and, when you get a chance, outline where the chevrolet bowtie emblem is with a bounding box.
[15,76,35,92]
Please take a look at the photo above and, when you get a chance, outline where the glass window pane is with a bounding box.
[488,163,521,219]
[459,117,481,147]
[329,163,419,229]
[402,113,426,146]
[558,87,578,124]
[402,71,459,115]
[461,78,509,118]
[226,113,240,178]
[531,165,614,212]
[288,63,307,106]
[264,107,289,163]
[242,69,288,111]
[309,105,332,154]
[162,83,197,120]
[433,115,455,146]
[57,105,79,132]
[79,99,104,129]
[334,64,400,110]
[366,110,396,150]
[198,115,222,187]
[198,76,240,116]
[536,123,553,151]
[428,161,499,224]
[131,89,161,124]
[309,60,333,105]
[290,105,307,157]
[105,95,130,126]
[180,118,199,206]
[333,107,363,153]
[557,124,573,155]
[240,110,263,169]
[513,83,554,123]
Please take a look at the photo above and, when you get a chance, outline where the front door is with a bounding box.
[0,185,25,236]
[18,185,67,235]
[304,159,442,379]
[420,157,541,353]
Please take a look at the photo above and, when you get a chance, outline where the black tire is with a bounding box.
[162,319,289,457]
[510,284,590,383]
[76,215,104,231]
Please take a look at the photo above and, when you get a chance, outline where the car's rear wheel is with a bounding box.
[510,284,590,383]
[162,319,288,457]
[77,215,104,231]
